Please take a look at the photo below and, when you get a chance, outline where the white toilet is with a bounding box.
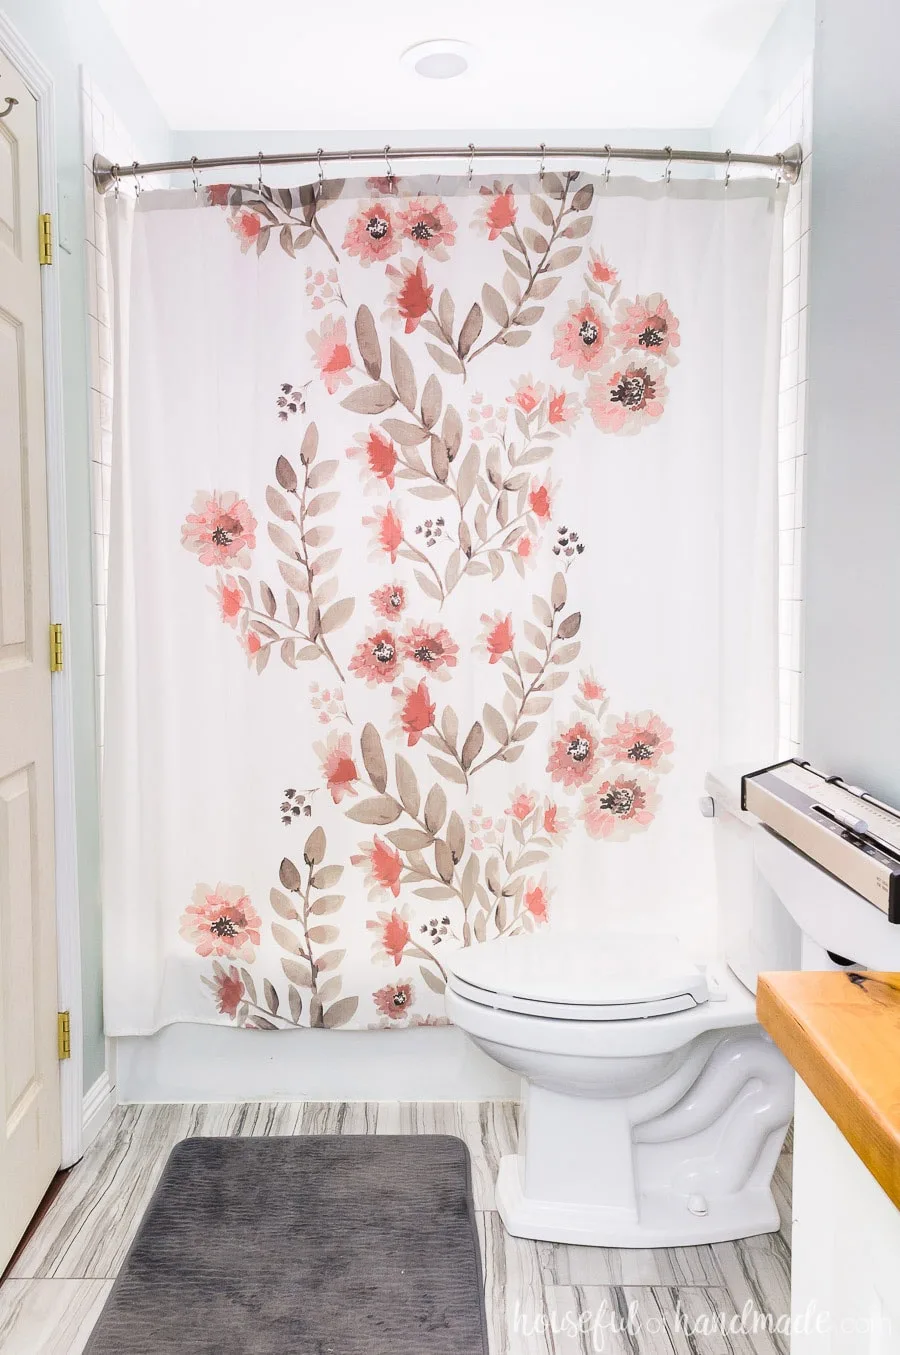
[445,768,800,1248]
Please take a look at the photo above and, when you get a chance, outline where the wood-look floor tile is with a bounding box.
[478,1211,558,1355]
[0,1278,112,1354]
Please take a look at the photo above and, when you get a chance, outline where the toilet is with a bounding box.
[445,768,800,1248]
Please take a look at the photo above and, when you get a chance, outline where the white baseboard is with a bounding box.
[114,1025,520,1103]
[82,1072,116,1150]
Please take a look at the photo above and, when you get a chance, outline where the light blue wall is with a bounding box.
[802,0,900,801]
[713,0,815,148]
[0,0,171,1090]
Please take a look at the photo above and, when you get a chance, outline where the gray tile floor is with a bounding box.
[0,1102,792,1353]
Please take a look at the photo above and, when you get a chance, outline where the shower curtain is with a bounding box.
[102,170,783,1034]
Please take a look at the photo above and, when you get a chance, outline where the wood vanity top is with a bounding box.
[757,970,900,1209]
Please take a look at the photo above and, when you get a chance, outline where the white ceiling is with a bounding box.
[97,0,787,132]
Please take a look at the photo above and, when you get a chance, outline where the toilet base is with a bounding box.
[496,1154,782,1248]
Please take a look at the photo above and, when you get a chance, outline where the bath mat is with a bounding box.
[84,1135,488,1355]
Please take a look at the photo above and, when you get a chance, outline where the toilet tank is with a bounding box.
[704,767,800,992]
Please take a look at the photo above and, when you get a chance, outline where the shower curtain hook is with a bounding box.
[317,148,324,186]
[603,143,612,186]
[112,163,120,200]
[132,161,142,198]
[467,143,476,185]
[191,156,199,198]
[724,148,732,189]
[664,146,673,184]
[384,144,394,184]
[539,143,546,184]
[257,151,264,196]
[775,153,785,190]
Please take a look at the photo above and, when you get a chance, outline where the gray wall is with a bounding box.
[802,0,900,801]
[0,0,170,1090]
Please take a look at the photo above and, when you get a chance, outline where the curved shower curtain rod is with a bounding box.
[92,141,803,194]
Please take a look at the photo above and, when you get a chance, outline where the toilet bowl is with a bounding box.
[444,767,800,1248]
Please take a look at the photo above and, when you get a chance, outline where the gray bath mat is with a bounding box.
[85,1135,488,1354]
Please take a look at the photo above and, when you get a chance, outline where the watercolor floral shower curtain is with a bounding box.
[102,171,783,1034]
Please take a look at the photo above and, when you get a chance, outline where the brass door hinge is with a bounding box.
[38,212,52,265]
[57,1011,71,1061]
[49,622,63,672]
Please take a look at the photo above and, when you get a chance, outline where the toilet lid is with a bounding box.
[445,932,709,1019]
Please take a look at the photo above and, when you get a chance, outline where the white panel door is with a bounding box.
[0,51,61,1270]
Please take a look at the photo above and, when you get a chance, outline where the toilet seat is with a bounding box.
[445,931,709,1021]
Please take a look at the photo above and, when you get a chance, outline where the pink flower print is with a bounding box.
[180,883,261,963]
[182,491,257,568]
[227,207,263,253]
[364,502,404,564]
[579,670,606,703]
[613,293,680,364]
[371,582,407,619]
[552,298,614,377]
[587,360,668,435]
[367,906,412,967]
[207,184,231,208]
[480,611,514,664]
[390,678,436,747]
[547,387,581,432]
[602,712,675,771]
[213,573,244,627]
[384,257,433,334]
[315,730,359,803]
[528,476,552,522]
[581,772,660,841]
[396,196,457,260]
[373,980,415,1020]
[207,963,245,1018]
[473,184,517,240]
[516,534,536,563]
[507,786,537,822]
[342,200,400,265]
[399,622,459,679]
[587,249,618,287]
[352,836,403,900]
[547,720,600,790]
[507,374,544,414]
[240,630,262,664]
[469,806,499,853]
[541,799,573,840]
[349,628,401,686]
[366,175,402,197]
[348,427,398,491]
[523,875,551,925]
[307,314,353,395]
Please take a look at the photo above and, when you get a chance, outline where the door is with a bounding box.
[0,51,61,1270]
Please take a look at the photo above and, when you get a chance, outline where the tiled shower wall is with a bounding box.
[82,77,812,764]
[731,58,813,756]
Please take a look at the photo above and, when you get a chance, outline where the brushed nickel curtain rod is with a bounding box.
[93,141,802,194]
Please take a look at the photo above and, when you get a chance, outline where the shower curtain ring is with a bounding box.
[384,144,394,183]
[112,163,120,200]
[317,148,324,186]
[191,157,199,197]
[539,143,546,184]
[724,148,732,189]
[775,153,785,190]
[664,146,672,184]
[257,151,264,196]
[604,143,612,186]
[467,143,475,185]
[132,161,142,198]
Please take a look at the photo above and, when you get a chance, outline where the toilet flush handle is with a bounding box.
[698,795,715,818]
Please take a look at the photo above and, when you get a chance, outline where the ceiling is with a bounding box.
[97,0,787,132]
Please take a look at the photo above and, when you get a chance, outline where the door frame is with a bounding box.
[0,12,85,1168]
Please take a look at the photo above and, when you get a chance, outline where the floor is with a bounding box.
[0,1102,793,1354]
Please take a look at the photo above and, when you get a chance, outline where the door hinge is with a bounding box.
[49,622,63,672]
[57,1011,71,1061]
[38,212,52,265]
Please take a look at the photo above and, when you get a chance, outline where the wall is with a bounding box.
[714,0,815,757]
[0,0,171,1091]
[802,0,900,803]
